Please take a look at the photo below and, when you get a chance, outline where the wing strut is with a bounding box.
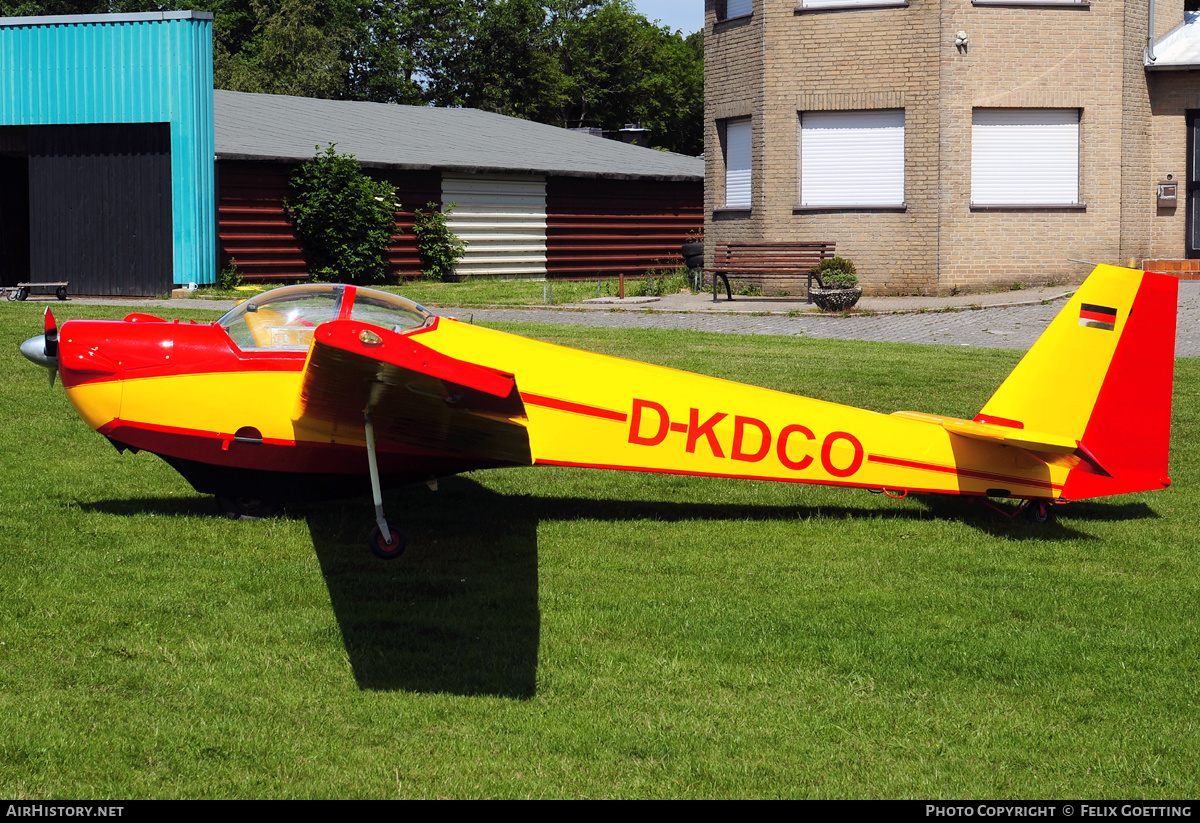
[364,410,407,559]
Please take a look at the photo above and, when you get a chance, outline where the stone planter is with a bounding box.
[810,286,862,311]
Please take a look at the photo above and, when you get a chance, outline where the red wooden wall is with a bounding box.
[545,177,703,278]
[218,161,703,282]
[217,160,440,281]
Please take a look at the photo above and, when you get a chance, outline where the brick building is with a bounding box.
[705,0,1200,294]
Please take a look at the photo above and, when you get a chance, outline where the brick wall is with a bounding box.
[706,0,1189,296]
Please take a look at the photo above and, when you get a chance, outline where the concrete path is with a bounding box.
[449,282,1200,358]
[46,280,1200,357]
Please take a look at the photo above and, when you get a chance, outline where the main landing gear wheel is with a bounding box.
[1025,499,1054,523]
[15,287,28,301]
[369,524,407,559]
[217,493,284,520]
[56,287,68,301]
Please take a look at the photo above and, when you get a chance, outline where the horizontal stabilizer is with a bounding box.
[890,411,1079,455]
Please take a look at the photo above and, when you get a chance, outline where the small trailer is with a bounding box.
[5,282,69,301]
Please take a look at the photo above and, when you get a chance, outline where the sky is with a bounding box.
[631,0,704,36]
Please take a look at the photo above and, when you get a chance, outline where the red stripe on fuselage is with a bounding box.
[522,393,629,422]
[867,454,1061,491]
[534,458,1007,497]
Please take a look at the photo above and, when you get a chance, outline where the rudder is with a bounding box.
[976,265,1177,499]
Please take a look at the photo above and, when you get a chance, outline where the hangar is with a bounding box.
[0,12,702,296]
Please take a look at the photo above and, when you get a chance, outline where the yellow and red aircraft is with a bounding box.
[20,263,1176,558]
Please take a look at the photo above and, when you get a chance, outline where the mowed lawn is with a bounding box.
[1,302,1197,798]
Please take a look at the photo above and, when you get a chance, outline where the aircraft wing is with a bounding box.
[291,319,532,467]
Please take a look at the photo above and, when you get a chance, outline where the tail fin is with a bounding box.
[977,264,1177,499]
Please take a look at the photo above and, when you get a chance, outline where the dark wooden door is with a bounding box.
[28,123,172,296]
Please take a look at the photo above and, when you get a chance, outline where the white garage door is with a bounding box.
[442,173,548,277]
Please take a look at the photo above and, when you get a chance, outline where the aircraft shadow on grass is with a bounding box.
[80,477,1160,698]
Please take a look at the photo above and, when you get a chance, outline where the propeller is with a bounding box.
[19,307,59,388]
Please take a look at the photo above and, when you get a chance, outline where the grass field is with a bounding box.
[1,302,1197,798]
[197,270,692,307]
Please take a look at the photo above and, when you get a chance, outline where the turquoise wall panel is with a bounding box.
[0,12,216,285]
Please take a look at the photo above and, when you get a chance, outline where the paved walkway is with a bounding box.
[450,282,1200,357]
[54,281,1200,357]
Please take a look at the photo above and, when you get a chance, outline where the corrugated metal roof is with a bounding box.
[1148,11,1200,69]
[214,89,703,181]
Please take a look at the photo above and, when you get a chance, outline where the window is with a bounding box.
[971,109,1080,206]
[799,109,905,208]
[723,118,752,209]
[718,0,753,20]
[800,0,907,8]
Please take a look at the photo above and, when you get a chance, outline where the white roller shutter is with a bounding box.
[442,174,547,277]
[971,109,1079,205]
[725,0,753,17]
[802,0,904,7]
[724,118,752,208]
[800,109,905,207]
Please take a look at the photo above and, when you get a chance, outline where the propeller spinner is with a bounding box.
[19,307,59,387]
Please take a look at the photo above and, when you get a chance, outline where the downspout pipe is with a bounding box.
[1148,0,1157,63]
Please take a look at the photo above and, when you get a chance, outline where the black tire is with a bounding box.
[681,242,704,257]
[1025,500,1053,523]
[369,524,407,559]
[15,287,28,301]
[685,254,705,269]
[216,493,284,520]
[56,287,67,301]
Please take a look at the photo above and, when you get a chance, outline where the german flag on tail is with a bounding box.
[1079,303,1118,331]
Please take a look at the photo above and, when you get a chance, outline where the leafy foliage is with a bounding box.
[284,144,398,284]
[218,257,245,290]
[813,256,859,289]
[214,0,351,98]
[413,202,466,281]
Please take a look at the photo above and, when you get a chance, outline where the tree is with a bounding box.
[554,1,703,154]
[465,0,567,121]
[461,0,703,155]
[214,0,354,99]
[284,145,399,284]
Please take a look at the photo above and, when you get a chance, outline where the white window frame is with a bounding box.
[971,108,1081,208]
[723,118,752,210]
[799,109,905,209]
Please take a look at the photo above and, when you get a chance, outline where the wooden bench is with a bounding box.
[708,242,836,302]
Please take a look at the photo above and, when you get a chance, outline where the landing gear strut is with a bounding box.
[364,410,407,559]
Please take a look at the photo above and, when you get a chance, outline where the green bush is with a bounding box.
[413,202,466,281]
[285,144,398,284]
[813,256,859,289]
[218,258,244,290]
